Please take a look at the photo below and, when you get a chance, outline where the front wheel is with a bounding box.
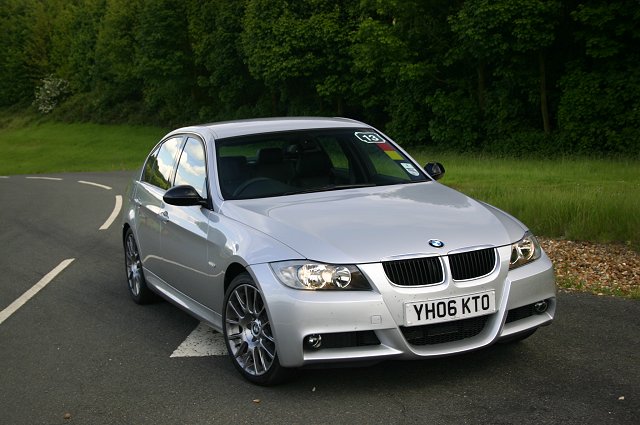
[124,228,155,304]
[223,273,291,385]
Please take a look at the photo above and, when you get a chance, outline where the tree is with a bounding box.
[94,0,143,108]
[241,0,357,115]
[557,1,640,153]
[351,0,455,144]
[186,0,265,120]
[134,0,197,124]
[49,0,105,93]
[0,0,33,106]
[449,0,561,135]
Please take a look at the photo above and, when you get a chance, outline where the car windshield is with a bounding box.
[216,128,427,200]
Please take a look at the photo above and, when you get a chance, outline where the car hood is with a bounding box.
[221,182,527,264]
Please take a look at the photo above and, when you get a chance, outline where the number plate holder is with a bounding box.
[404,291,496,326]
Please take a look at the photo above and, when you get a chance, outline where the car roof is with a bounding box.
[171,117,369,140]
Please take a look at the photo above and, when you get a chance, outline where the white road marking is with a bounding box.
[0,176,8,178]
[26,176,62,181]
[0,259,75,325]
[78,180,112,190]
[99,195,122,230]
[170,322,228,357]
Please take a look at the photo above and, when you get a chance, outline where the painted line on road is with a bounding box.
[0,259,75,325]
[99,195,122,230]
[171,322,228,357]
[0,176,8,179]
[78,180,112,190]
[26,176,62,181]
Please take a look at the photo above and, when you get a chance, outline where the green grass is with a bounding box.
[411,151,640,249]
[1,117,638,248]
[0,120,167,174]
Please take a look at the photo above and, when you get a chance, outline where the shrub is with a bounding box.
[33,75,70,114]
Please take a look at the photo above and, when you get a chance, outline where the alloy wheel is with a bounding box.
[224,283,276,376]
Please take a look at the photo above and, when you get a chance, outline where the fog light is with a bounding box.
[306,334,322,349]
[534,300,548,314]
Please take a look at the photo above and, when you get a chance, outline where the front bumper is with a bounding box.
[249,246,556,368]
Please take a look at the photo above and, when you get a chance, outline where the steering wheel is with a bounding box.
[232,177,275,197]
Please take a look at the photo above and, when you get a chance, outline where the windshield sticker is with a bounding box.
[355,132,384,143]
[401,162,420,176]
[378,142,404,160]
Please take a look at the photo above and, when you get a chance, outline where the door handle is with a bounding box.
[158,210,169,222]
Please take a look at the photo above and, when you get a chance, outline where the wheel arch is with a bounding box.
[122,223,131,243]
[224,262,248,295]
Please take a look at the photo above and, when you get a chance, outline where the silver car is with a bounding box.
[122,117,555,385]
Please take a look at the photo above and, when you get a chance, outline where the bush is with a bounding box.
[33,76,70,114]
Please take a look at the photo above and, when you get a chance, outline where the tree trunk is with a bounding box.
[271,90,278,116]
[477,62,486,113]
[539,51,551,134]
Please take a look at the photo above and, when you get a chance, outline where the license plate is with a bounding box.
[404,291,496,326]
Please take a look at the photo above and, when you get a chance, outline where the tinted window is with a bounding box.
[174,137,207,198]
[142,137,182,190]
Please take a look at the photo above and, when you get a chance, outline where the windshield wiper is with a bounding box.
[284,183,376,196]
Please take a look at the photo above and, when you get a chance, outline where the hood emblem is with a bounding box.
[429,239,445,248]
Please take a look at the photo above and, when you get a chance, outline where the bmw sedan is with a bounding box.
[122,117,556,385]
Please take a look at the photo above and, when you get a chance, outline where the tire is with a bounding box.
[124,228,156,304]
[223,273,291,386]
[499,328,537,344]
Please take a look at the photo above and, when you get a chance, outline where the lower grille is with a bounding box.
[400,315,490,346]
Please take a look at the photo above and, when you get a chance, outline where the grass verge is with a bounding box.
[412,151,640,250]
[0,119,167,174]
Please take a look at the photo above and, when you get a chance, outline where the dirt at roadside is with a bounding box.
[539,237,640,298]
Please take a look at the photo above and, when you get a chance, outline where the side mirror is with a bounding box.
[163,185,208,207]
[424,162,445,181]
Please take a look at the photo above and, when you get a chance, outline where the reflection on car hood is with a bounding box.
[222,182,526,264]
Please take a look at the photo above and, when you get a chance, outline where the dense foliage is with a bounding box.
[1,0,638,155]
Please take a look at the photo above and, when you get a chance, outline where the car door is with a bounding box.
[134,136,183,280]
[159,136,212,304]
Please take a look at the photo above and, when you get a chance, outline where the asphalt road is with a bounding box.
[0,172,638,425]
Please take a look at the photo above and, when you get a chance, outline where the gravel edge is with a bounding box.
[539,237,640,299]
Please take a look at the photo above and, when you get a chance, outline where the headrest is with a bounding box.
[256,148,283,164]
[218,156,247,178]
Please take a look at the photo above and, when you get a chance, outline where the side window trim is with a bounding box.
[169,136,187,188]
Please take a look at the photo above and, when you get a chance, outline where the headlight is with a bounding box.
[270,261,372,290]
[509,231,542,269]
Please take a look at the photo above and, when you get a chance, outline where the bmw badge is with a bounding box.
[429,239,445,248]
